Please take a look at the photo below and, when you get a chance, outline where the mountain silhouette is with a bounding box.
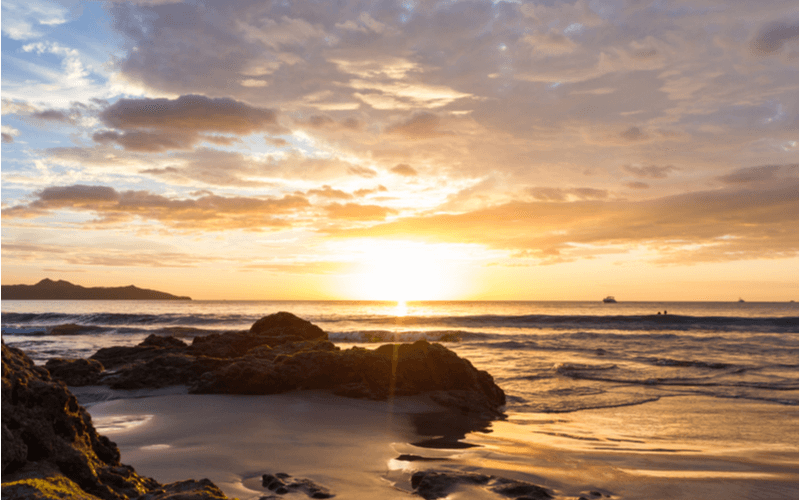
[1,279,191,300]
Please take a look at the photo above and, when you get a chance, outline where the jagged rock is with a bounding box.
[2,342,158,499]
[410,471,551,500]
[44,358,105,386]
[1,342,232,500]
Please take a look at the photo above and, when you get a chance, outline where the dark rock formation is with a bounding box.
[261,472,333,498]
[410,471,552,500]
[1,342,230,500]
[44,358,105,387]
[2,278,191,300]
[51,312,505,417]
[249,311,326,340]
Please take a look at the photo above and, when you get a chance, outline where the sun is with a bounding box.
[343,240,469,301]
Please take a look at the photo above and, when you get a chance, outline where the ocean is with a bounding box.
[2,300,798,498]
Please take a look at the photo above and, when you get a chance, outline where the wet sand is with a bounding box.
[84,390,799,500]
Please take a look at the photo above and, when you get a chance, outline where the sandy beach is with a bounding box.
[80,387,798,500]
[82,388,468,499]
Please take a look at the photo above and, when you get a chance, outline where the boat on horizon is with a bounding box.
[603,296,617,303]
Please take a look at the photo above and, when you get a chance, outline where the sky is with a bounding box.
[1,0,798,301]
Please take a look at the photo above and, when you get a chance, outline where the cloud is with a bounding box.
[31,109,73,122]
[325,202,398,221]
[100,95,278,134]
[347,165,378,178]
[750,21,799,56]
[390,164,418,176]
[2,125,20,143]
[524,30,578,56]
[625,182,650,190]
[384,112,445,139]
[353,185,387,197]
[94,95,281,151]
[715,164,798,185]
[619,126,648,142]
[622,165,679,179]
[3,184,312,231]
[327,169,798,264]
[306,185,353,200]
[2,0,68,40]
[526,187,610,202]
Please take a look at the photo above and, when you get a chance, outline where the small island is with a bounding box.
[1,278,191,300]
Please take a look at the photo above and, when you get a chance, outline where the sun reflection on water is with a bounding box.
[394,300,408,317]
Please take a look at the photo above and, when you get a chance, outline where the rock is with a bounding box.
[1,342,232,500]
[261,472,333,498]
[135,479,228,499]
[140,335,188,349]
[45,358,105,386]
[52,313,505,418]
[410,471,491,500]
[2,342,158,499]
[409,471,551,500]
[249,311,327,340]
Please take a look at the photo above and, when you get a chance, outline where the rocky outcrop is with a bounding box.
[49,312,505,417]
[1,342,230,500]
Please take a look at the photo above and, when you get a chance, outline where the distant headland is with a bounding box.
[1,278,191,300]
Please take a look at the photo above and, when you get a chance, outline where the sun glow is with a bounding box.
[343,240,471,301]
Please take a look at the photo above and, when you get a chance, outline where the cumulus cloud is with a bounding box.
[93,95,281,151]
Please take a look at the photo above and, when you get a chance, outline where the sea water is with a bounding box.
[2,300,798,498]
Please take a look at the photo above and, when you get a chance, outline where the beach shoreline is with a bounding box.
[83,388,798,500]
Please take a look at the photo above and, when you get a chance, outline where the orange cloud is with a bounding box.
[325,202,398,220]
[3,184,311,231]
[326,174,798,264]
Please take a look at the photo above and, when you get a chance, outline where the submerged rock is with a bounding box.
[48,312,505,418]
[410,471,552,500]
[261,472,333,498]
[1,342,231,500]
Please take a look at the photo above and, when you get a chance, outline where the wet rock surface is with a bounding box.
[1,342,231,500]
[261,472,334,498]
[410,470,552,500]
[50,312,505,418]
